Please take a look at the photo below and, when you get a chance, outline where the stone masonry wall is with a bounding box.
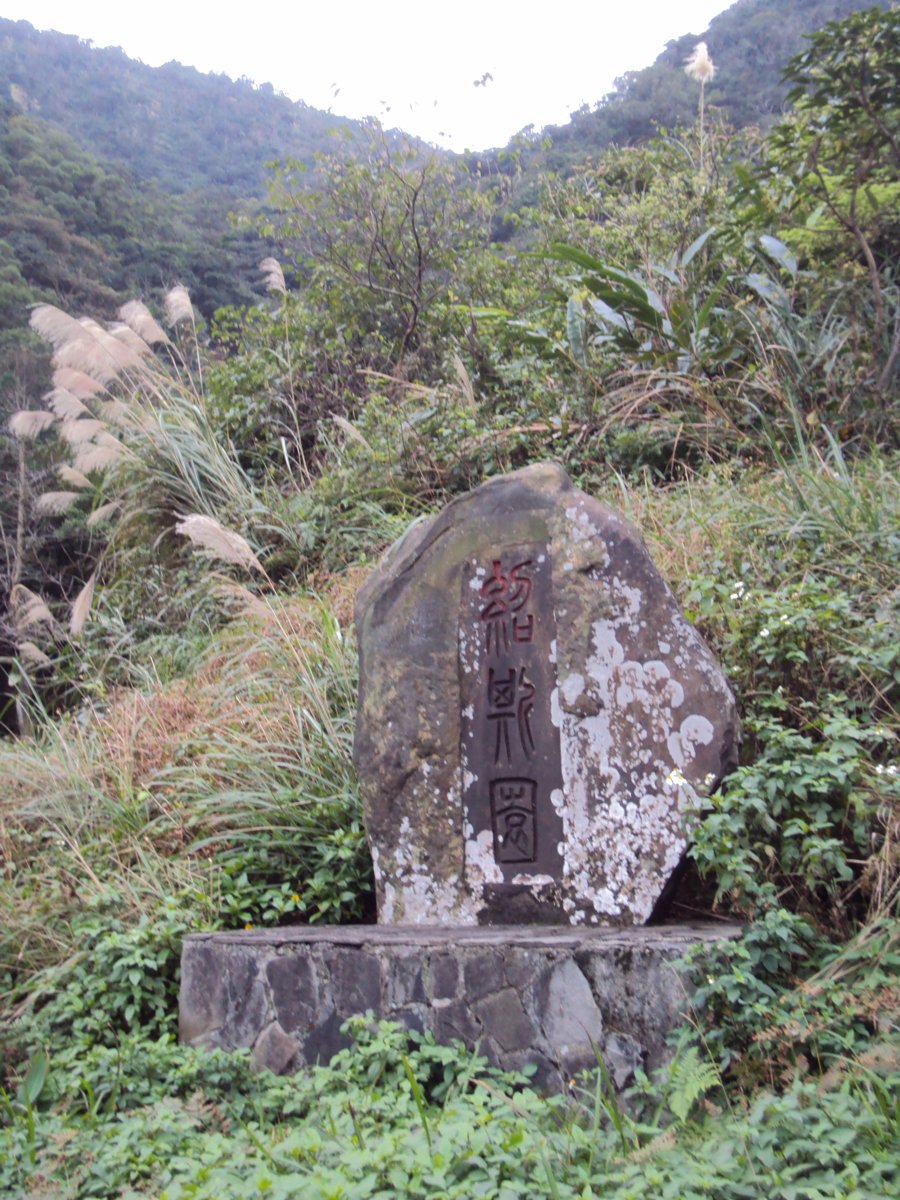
[180,924,740,1093]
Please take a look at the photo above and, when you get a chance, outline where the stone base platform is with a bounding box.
[179,923,740,1091]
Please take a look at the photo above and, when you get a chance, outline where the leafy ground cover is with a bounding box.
[1,8,898,1196]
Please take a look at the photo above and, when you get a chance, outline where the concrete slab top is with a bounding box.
[184,921,742,950]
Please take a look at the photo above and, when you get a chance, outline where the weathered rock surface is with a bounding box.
[354,462,739,925]
[180,924,741,1091]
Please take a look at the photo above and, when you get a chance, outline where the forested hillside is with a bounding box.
[0,18,359,194]
[0,102,264,369]
[0,5,898,1197]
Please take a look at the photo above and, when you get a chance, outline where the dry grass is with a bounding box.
[0,579,361,1000]
[2,584,356,830]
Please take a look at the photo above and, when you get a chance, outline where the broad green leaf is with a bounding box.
[468,306,511,320]
[759,234,798,278]
[681,227,717,269]
[589,297,630,331]
[651,262,680,285]
[19,1049,49,1107]
[745,273,790,308]
[547,244,650,301]
[582,281,666,333]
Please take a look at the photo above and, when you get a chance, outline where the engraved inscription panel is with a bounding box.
[490,778,536,863]
[460,545,564,881]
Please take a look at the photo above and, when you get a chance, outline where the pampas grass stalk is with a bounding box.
[258,258,309,484]
[164,285,203,394]
[86,501,120,528]
[29,304,87,349]
[11,584,55,631]
[332,414,373,452]
[17,641,51,669]
[260,257,287,295]
[685,42,716,180]
[175,514,264,573]
[58,465,94,490]
[69,572,97,636]
[52,367,106,399]
[452,353,477,411]
[45,388,91,420]
[36,491,83,516]
[73,444,124,474]
[164,285,194,326]
[59,418,104,445]
[9,410,55,439]
[43,314,148,383]
[212,579,273,620]
[118,300,170,346]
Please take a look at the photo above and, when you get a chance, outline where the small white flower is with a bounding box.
[780,614,790,623]
[760,628,770,638]
[666,767,687,788]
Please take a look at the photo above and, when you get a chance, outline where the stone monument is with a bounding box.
[354,461,739,926]
[179,463,741,1088]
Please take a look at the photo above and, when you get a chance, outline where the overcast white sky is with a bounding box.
[2,1,730,150]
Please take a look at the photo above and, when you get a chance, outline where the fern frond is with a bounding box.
[667,1046,721,1122]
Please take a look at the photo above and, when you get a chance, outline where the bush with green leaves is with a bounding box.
[3,1016,897,1200]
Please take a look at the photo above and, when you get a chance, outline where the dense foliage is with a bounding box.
[0,5,898,1197]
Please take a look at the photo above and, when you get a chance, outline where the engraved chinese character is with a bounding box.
[490,778,537,863]
[486,666,536,765]
[479,559,534,655]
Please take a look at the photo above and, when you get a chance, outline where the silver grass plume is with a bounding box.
[73,443,123,474]
[18,641,51,669]
[165,285,195,326]
[58,465,93,489]
[332,414,373,451]
[685,42,715,85]
[109,323,153,360]
[117,300,170,345]
[86,501,120,528]
[59,418,104,445]
[685,42,716,179]
[51,323,136,384]
[95,398,131,427]
[30,304,86,349]
[36,491,82,516]
[175,514,263,573]
[70,572,97,636]
[10,584,55,630]
[452,353,476,411]
[212,579,272,620]
[45,388,90,420]
[77,317,147,372]
[33,308,142,383]
[52,368,105,399]
[260,257,287,294]
[8,410,56,439]
[95,431,125,450]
